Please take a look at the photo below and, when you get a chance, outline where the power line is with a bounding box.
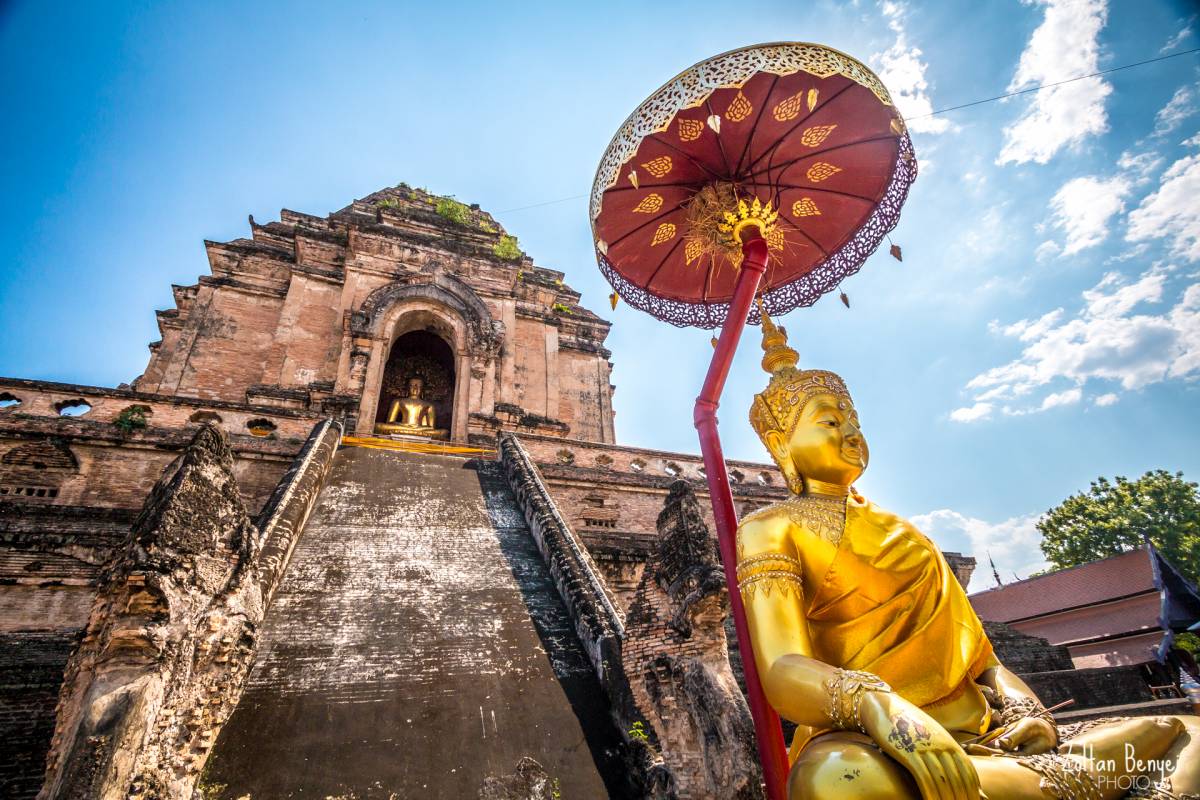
[497,193,587,214]
[496,46,1200,214]
[911,46,1200,119]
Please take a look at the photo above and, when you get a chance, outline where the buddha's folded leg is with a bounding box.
[1157,715,1200,795]
[789,717,1191,800]
[972,715,1183,800]
[1059,714,1199,797]
[789,732,919,800]
[789,732,1052,799]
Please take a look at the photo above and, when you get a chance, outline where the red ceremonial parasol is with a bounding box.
[590,43,917,799]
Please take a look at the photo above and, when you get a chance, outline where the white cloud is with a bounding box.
[1094,392,1119,406]
[1046,175,1131,256]
[1035,240,1061,262]
[949,402,994,423]
[1153,85,1198,137]
[1161,23,1194,54]
[952,267,1200,418]
[1127,141,1200,261]
[1116,149,1163,185]
[911,509,1047,593]
[1040,387,1082,409]
[872,2,950,135]
[998,308,1065,342]
[1081,269,1166,318]
[1040,108,1192,261]
[998,0,1111,165]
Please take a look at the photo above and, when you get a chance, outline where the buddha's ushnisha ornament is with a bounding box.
[590,42,917,799]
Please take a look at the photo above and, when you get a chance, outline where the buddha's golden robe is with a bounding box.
[778,497,994,756]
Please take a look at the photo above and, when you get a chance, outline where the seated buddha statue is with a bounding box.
[736,313,1199,800]
[375,377,448,439]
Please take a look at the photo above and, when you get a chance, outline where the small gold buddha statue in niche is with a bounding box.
[736,313,1199,799]
[375,377,448,439]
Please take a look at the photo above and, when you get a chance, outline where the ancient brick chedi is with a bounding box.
[134,186,615,443]
[0,185,798,799]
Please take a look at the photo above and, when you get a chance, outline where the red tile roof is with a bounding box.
[1012,593,1161,645]
[969,547,1155,623]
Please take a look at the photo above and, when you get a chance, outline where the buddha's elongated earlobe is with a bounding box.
[765,429,803,495]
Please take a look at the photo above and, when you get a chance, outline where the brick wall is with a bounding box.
[0,632,78,799]
[0,504,136,799]
[127,186,616,444]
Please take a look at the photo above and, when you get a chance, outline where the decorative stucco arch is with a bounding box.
[348,273,505,439]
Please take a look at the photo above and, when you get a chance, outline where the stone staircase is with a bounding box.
[202,446,625,799]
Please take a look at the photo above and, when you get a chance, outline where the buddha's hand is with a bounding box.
[991,717,1057,755]
[860,691,981,800]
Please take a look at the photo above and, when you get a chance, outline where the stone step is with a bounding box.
[202,446,626,799]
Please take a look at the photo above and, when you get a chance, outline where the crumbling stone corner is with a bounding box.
[38,419,341,799]
[623,479,764,799]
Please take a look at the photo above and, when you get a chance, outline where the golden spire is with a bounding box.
[759,303,799,374]
[750,301,852,444]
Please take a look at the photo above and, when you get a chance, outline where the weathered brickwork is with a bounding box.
[515,433,788,613]
[0,504,139,799]
[0,633,78,799]
[621,480,762,799]
[203,446,626,799]
[983,621,1074,675]
[0,377,318,513]
[129,186,616,443]
[497,432,668,796]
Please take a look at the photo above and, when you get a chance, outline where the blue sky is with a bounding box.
[1,1,1197,590]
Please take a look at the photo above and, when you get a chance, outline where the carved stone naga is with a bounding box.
[39,426,265,799]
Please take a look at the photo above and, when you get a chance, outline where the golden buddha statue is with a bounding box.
[736,313,1199,799]
[375,376,448,439]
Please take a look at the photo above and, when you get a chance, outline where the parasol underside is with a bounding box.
[591,42,917,328]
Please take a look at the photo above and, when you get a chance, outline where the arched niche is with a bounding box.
[374,329,456,434]
[351,274,503,441]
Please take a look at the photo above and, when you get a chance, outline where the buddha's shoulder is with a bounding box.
[738,501,793,529]
[736,503,796,555]
[736,501,824,545]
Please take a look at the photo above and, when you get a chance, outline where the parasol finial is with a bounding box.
[758,302,799,374]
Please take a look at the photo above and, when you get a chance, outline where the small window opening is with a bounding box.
[0,486,59,498]
[55,399,92,417]
[246,418,277,437]
[0,393,21,410]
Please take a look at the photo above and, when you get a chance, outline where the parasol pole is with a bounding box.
[693,230,791,800]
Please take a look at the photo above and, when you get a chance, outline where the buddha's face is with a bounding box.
[766,392,868,489]
[407,378,424,399]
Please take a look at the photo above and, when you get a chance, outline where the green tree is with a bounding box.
[1038,470,1200,584]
